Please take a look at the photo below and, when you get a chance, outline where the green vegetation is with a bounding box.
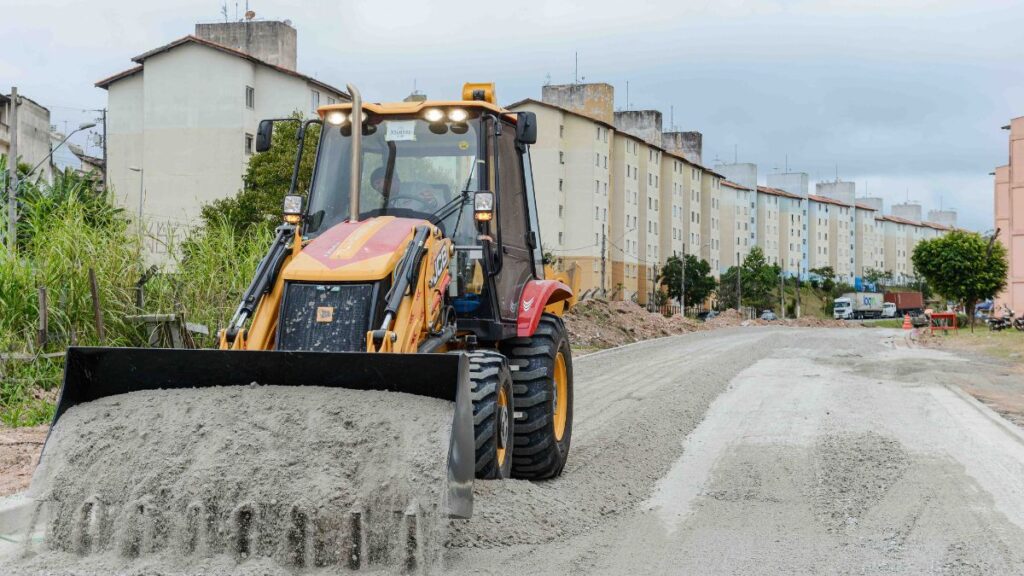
[201,113,320,236]
[1,155,273,426]
[718,247,782,312]
[658,254,716,306]
[912,230,1008,329]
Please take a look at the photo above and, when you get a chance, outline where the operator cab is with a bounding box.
[299,89,542,342]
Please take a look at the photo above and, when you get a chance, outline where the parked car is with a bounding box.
[760,310,778,321]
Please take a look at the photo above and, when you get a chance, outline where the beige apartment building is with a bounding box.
[994,117,1023,313]
[771,187,806,277]
[880,215,914,283]
[807,195,833,272]
[720,180,752,272]
[833,202,856,283]
[854,203,884,277]
[756,187,783,266]
[660,155,689,262]
[509,98,614,294]
[700,170,723,275]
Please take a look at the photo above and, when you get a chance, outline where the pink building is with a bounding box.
[995,117,1024,312]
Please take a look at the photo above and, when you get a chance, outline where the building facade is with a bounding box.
[994,117,1023,313]
[97,21,347,262]
[0,93,54,183]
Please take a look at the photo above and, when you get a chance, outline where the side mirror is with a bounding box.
[256,119,274,152]
[515,111,537,145]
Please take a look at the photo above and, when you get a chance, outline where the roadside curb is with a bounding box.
[944,383,1024,447]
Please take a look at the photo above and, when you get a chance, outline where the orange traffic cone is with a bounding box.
[902,314,912,330]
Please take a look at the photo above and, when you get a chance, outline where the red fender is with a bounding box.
[517,279,573,337]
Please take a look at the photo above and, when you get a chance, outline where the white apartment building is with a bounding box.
[774,189,806,278]
[720,180,752,271]
[700,171,723,275]
[97,21,347,261]
[881,215,914,282]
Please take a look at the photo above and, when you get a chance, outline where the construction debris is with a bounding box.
[565,299,704,349]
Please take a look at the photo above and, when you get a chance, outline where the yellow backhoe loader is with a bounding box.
[48,83,575,531]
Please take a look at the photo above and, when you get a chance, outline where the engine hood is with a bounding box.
[283,216,428,282]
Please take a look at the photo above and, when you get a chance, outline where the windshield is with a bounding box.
[305,116,484,241]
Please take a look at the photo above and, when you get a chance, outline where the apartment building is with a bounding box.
[854,203,884,277]
[0,92,55,183]
[720,180,751,272]
[97,20,348,261]
[716,163,757,271]
[701,171,723,274]
[807,195,835,272]
[994,116,1023,313]
[509,98,613,293]
[611,132,643,300]
[756,186,784,266]
[767,172,810,278]
[880,215,915,283]
[660,155,689,261]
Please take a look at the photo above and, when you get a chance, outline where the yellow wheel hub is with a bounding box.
[496,384,509,466]
[553,351,568,442]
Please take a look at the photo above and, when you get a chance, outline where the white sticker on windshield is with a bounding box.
[385,121,417,141]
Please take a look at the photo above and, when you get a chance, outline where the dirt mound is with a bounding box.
[704,308,746,328]
[14,385,454,575]
[0,425,47,498]
[565,299,703,349]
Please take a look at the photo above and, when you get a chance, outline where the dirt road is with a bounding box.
[449,327,1024,575]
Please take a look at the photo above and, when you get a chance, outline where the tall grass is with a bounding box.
[0,166,273,425]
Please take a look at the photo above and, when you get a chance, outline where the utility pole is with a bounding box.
[100,108,108,190]
[779,268,785,317]
[6,86,18,254]
[680,247,686,316]
[736,251,742,313]
[600,228,606,295]
[796,271,802,318]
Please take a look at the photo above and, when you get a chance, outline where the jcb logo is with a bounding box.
[430,247,450,287]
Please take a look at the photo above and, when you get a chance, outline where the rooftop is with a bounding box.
[96,35,348,98]
[756,185,802,199]
[807,194,851,207]
[508,97,726,179]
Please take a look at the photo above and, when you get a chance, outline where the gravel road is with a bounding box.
[449,327,1024,575]
[5,327,1023,575]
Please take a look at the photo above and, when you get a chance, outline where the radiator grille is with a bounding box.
[278,283,374,352]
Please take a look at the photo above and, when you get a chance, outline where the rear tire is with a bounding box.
[467,351,513,480]
[501,313,573,480]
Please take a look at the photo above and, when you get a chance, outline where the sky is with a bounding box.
[2,0,1021,231]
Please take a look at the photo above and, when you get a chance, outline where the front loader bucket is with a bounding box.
[46,347,475,519]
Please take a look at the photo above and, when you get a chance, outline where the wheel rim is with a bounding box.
[553,351,568,442]
[497,384,509,466]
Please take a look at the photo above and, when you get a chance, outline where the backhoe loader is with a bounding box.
[43,82,574,567]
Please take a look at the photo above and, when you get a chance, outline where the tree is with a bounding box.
[911,230,1008,330]
[717,247,777,311]
[810,266,835,293]
[659,254,716,308]
[201,112,320,235]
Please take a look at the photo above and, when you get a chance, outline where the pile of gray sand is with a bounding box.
[10,385,454,575]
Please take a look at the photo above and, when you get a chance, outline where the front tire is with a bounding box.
[467,351,514,479]
[501,313,573,480]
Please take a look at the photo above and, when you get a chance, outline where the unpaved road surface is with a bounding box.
[449,327,1024,575]
[5,327,1024,575]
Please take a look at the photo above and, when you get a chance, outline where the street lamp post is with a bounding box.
[128,166,144,238]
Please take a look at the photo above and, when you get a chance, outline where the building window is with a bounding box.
[559,178,563,191]
[328,96,337,105]
[245,86,255,109]
[245,133,254,155]
[596,153,600,167]
[310,90,320,112]
[559,151,565,164]
[560,125,565,138]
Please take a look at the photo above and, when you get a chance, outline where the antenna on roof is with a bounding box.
[670,105,674,130]
[221,1,229,22]
[625,81,629,110]
[574,52,578,84]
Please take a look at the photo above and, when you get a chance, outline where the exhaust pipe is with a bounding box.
[347,84,362,223]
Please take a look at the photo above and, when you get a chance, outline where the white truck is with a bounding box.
[833,292,884,320]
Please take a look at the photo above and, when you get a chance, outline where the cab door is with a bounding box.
[493,121,534,322]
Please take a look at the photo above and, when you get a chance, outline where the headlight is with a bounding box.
[448,108,469,122]
[326,111,347,125]
[424,108,445,123]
